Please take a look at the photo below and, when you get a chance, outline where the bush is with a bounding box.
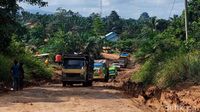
[155,51,200,88]
[19,54,52,81]
[0,36,52,84]
[132,51,200,88]
[132,58,157,85]
[0,53,52,84]
[154,55,187,88]
[0,54,12,84]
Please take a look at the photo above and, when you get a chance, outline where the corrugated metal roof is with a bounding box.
[105,32,119,42]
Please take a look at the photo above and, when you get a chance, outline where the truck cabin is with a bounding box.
[109,66,117,77]
[63,58,86,69]
[118,57,128,68]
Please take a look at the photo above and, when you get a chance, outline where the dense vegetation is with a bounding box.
[132,1,200,88]
[0,0,200,88]
[0,0,51,85]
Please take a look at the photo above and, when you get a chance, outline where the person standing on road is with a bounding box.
[10,60,20,91]
[19,62,24,90]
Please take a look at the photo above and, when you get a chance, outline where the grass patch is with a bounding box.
[132,51,200,88]
[0,53,52,85]
[132,58,157,85]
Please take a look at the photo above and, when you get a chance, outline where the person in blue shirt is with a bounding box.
[10,60,20,91]
[19,62,24,90]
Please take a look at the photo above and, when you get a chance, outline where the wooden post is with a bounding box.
[185,0,188,41]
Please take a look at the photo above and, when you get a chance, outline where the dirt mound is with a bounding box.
[116,63,140,82]
[120,78,200,111]
[101,53,119,60]
[122,81,200,112]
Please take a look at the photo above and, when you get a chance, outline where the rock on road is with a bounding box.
[0,84,147,112]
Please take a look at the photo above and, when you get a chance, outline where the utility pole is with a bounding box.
[100,0,102,17]
[185,0,188,41]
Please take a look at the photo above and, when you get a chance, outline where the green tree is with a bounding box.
[139,12,150,21]
[92,16,105,36]
[106,11,122,34]
[0,0,47,51]
[28,24,46,46]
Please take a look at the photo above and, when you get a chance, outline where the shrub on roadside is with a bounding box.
[0,54,12,84]
[132,58,157,85]
[19,54,52,81]
[0,36,52,85]
[132,51,200,88]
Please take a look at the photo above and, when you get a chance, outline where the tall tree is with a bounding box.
[139,12,150,21]
[106,11,122,34]
[92,16,105,36]
[0,0,47,51]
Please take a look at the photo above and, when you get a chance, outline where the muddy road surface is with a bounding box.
[0,84,150,112]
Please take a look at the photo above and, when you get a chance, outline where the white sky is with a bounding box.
[19,0,184,19]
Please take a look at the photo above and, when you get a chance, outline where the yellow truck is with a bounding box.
[61,54,94,87]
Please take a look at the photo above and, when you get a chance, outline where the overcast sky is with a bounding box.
[19,0,184,19]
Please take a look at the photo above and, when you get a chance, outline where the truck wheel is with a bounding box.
[104,68,109,82]
[87,81,93,86]
[83,82,88,87]
[83,81,93,87]
[62,82,67,87]
[104,75,109,82]
[69,83,73,86]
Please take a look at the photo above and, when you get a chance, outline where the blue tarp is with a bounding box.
[94,63,103,67]
[120,53,129,57]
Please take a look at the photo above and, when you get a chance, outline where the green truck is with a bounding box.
[108,66,118,79]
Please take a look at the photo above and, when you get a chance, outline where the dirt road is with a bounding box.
[0,84,149,112]
[0,53,152,112]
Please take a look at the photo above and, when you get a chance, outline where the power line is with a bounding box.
[169,0,176,18]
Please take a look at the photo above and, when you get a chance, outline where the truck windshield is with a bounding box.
[109,70,115,74]
[94,63,103,68]
[119,60,125,63]
[63,59,85,69]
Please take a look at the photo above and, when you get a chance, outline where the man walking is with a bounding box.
[19,62,24,90]
[11,60,20,91]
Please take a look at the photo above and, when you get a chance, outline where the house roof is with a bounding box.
[105,32,119,42]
